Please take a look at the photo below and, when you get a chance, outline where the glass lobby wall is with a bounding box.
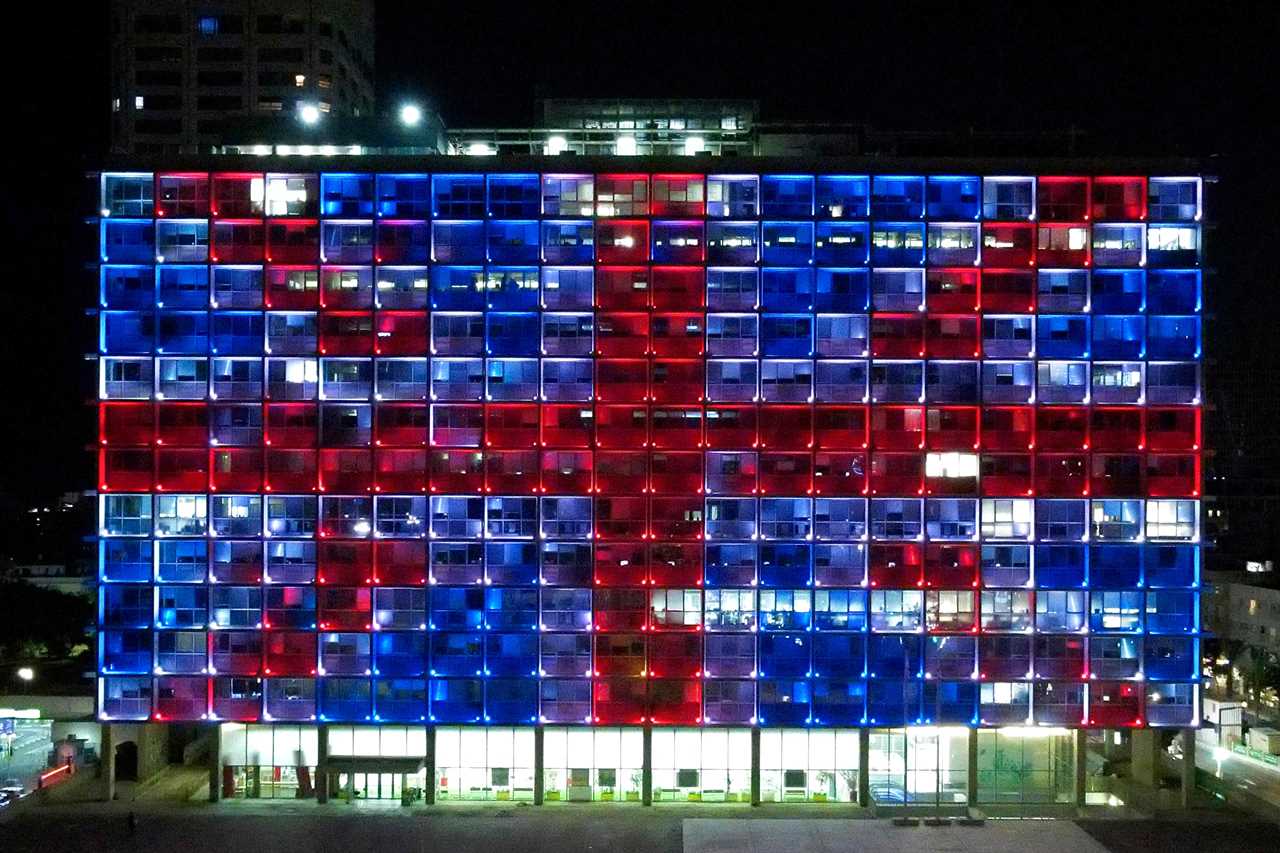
[435,726,535,801]
[219,723,319,799]
[975,727,1074,804]
[759,728,860,802]
[326,725,428,800]
[543,726,644,802]
[867,727,968,805]
[651,727,752,802]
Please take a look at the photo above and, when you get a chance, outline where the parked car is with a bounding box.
[0,779,24,805]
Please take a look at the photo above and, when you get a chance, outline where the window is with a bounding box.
[1145,500,1197,541]
[870,590,923,631]
[980,499,1033,540]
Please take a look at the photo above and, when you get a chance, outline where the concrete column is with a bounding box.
[967,728,980,807]
[100,723,116,802]
[1074,729,1088,807]
[750,726,761,806]
[1130,729,1161,787]
[533,725,545,805]
[424,725,436,805]
[316,723,329,804]
[1180,727,1197,807]
[857,728,870,807]
[208,723,222,803]
[641,724,653,806]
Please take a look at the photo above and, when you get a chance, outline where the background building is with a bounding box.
[109,0,375,154]
[91,158,1204,805]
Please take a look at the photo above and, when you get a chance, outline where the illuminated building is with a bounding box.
[93,160,1204,804]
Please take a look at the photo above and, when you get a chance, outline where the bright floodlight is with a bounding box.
[547,135,568,155]
[299,103,321,125]
[16,667,34,682]
[615,135,637,156]
[1214,746,1229,763]
[684,136,706,156]
[400,104,422,127]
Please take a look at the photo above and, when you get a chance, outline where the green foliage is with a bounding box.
[0,581,93,661]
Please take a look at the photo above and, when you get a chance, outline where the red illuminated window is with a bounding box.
[926,406,979,451]
[982,406,1033,451]
[1092,177,1147,221]
[1037,177,1090,221]
[926,269,980,312]
[926,315,981,358]
[870,406,924,450]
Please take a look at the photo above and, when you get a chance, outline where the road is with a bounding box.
[1193,739,1280,808]
[1,720,52,793]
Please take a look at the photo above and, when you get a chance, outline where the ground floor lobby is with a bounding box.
[207,723,1194,808]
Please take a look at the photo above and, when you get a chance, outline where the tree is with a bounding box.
[1239,649,1280,708]
[0,581,93,662]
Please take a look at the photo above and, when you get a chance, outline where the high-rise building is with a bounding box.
[92,158,1204,805]
[109,0,375,154]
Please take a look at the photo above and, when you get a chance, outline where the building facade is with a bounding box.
[93,159,1204,804]
[109,0,375,154]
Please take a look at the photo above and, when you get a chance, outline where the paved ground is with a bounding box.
[1,805,1276,853]
[685,818,1112,853]
[1193,739,1280,806]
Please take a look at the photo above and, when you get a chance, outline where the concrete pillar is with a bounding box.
[533,725,545,805]
[316,723,329,803]
[641,724,653,806]
[1180,727,1197,807]
[750,727,761,806]
[208,723,222,803]
[1130,729,1162,787]
[100,723,116,802]
[424,725,436,805]
[1074,729,1088,807]
[967,728,980,807]
[857,729,870,807]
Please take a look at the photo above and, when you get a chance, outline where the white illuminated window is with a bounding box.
[981,499,1033,540]
[264,177,309,216]
[614,135,637,156]
[134,96,144,109]
[1145,499,1197,541]
[925,452,978,479]
[1148,226,1197,252]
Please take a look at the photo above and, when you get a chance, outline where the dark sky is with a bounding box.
[0,2,1276,505]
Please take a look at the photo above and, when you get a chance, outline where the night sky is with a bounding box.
[1,2,1277,509]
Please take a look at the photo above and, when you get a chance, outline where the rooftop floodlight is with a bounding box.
[400,104,422,127]
[298,103,321,126]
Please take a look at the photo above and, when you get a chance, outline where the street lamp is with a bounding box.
[16,667,33,694]
[399,104,422,127]
[298,103,321,126]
